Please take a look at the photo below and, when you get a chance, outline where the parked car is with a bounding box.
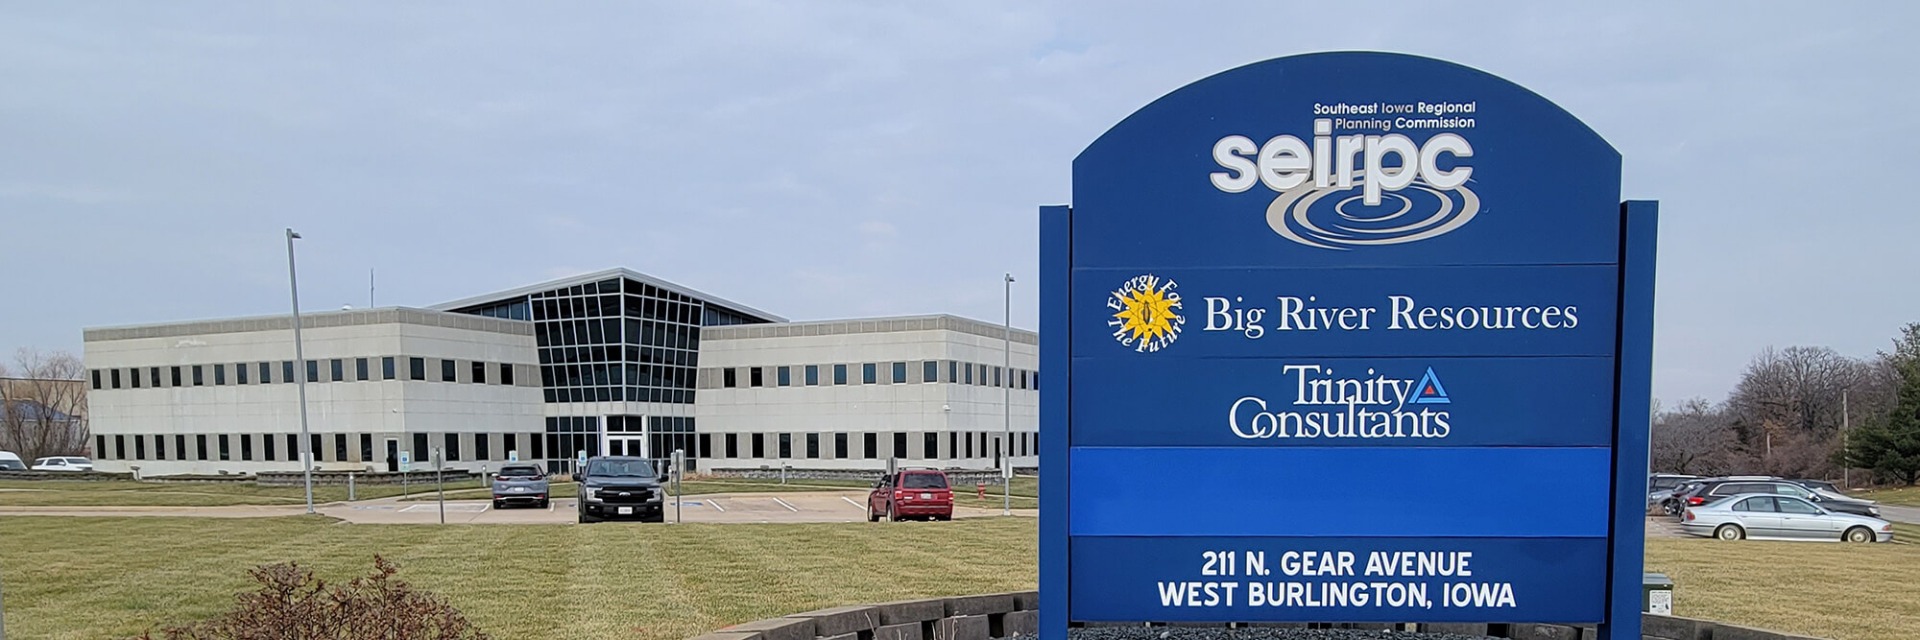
[0,451,25,471]
[1676,477,1879,518]
[1660,476,1765,515]
[490,464,551,509]
[1648,474,1698,510]
[1792,479,1842,494]
[574,456,664,523]
[868,469,954,522]
[31,456,93,472]
[1681,494,1892,543]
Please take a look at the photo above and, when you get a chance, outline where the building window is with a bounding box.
[862,363,877,384]
[254,362,267,384]
[805,365,819,386]
[472,361,486,384]
[445,433,461,461]
[409,357,426,381]
[947,361,958,383]
[175,435,187,461]
[723,368,737,388]
[475,434,491,461]
[280,361,293,384]
[864,433,878,459]
[777,366,791,387]
[299,360,314,384]
[235,363,248,385]
[91,370,101,390]
[109,369,124,389]
[335,434,349,462]
[502,434,517,459]
[923,361,938,384]
[211,364,225,386]
[287,434,301,462]
[114,435,127,459]
[311,434,323,462]
[806,433,819,459]
[994,366,1002,388]
[750,367,764,388]
[154,435,166,460]
[241,435,254,461]
[129,368,141,389]
[893,433,908,459]
[262,433,275,461]
[964,364,974,385]
[751,434,765,458]
[357,358,370,381]
[725,434,739,458]
[382,357,396,380]
[950,432,959,459]
[196,434,209,461]
[925,433,939,459]
[151,367,163,388]
[966,433,975,458]
[833,364,848,385]
[778,433,792,459]
[499,363,513,385]
[834,433,848,458]
[893,362,907,384]
[413,433,428,462]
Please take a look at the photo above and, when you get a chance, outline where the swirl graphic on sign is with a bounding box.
[1265,174,1480,250]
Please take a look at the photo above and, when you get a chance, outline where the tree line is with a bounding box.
[1653,323,1920,486]
[0,348,90,462]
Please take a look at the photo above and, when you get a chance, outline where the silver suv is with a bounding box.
[490,464,551,509]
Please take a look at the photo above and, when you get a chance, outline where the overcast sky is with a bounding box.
[2,2,1914,404]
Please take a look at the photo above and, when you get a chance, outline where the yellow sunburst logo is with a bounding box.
[1107,274,1184,352]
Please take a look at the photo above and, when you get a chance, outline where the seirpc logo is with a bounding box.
[1210,113,1479,250]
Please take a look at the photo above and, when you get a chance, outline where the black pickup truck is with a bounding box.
[574,456,666,523]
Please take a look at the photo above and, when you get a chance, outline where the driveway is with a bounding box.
[1876,503,1920,525]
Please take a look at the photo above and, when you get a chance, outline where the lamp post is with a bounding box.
[1003,272,1014,516]
[1843,389,1851,489]
[286,229,316,514]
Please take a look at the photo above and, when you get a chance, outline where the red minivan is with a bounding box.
[868,469,954,521]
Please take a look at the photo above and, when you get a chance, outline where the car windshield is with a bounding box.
[586,460,656,478]
[1650,477,1685,491]
[902,473,948,489]
[498,466,542,478]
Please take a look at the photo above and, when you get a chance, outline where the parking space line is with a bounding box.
[771,497,799,512]
[707,498,725,512]
[839,496,865,510]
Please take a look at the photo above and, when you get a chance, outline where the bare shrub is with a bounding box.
[134,556,488,640]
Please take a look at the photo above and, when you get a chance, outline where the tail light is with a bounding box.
[1883,524,1894,532]
[1687,496,1705,506]
[1683,510,1694,521]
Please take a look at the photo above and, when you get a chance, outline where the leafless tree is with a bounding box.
[1651,398,1742,475]
[0,348,90,461]
[1724,346,1873,478]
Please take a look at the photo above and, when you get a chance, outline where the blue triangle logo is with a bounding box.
[1410,367,1451,404]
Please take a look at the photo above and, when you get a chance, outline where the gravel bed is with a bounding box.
[1011,626,1496,640]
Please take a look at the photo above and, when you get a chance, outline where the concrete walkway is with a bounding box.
[0,490,1027,525]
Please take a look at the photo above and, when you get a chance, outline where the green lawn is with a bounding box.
[399,475,1040,509]
[0,516,1037,640]
[0,480,482,507]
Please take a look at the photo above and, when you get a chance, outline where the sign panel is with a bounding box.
[1040,52,1656,640]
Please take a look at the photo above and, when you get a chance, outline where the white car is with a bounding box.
[31,456,94,472]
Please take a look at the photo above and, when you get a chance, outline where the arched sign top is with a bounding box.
[1073,52,1622,267]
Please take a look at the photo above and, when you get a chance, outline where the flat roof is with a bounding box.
[427,267,785,322]
[83,307,533,342]
[703,314,1037,346]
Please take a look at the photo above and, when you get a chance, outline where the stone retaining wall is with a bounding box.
[0,470,132,482]
[255,470,471,486]
[690,594,1822,640]
[702,468,1031,486]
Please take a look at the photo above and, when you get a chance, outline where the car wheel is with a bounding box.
[492,501,505,510]
[1845,526,1874,543]
[1714,524,1744,541]
[539,499,551,509]
[886,504,897,522]
[867,503,880,523]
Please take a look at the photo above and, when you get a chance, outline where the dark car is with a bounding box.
[1677,477,1879,518]
[491,464,551,509]
[574,456,665,523]
[868,469,954,522]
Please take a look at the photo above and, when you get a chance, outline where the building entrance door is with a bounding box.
[385,439,400,472]
[606,435,646,458]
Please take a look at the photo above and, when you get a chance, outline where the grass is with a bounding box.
[1853,484,1920,507]
[0,479,482,507]
[0,515,1038,640]
[1644,522,1920,640]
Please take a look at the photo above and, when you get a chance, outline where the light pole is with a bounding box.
[1843,389,1851,489]
[286,228,316,514]
[1003,272,1014,516]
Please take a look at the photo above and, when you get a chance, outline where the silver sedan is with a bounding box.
[1681,493,1892,543]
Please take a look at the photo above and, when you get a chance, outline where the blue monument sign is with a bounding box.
[1038,52,1657,639]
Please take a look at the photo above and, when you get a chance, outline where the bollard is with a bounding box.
[348,473,356,502]
[978,483,986,499]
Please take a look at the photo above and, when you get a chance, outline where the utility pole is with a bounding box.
[1003,272,1015,516]
[286,229,315,515]
[1843,390,1851,489]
